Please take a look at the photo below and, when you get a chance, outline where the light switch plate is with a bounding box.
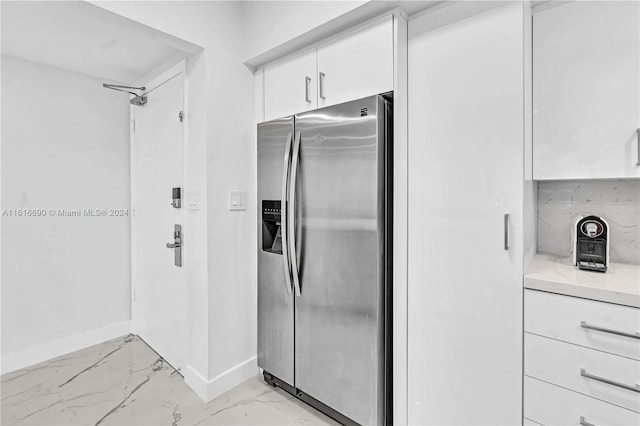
[229,190,247,211]
[188,191,199,211]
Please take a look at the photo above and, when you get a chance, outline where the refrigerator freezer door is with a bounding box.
[293,95,388,425]
[258,117,296,386]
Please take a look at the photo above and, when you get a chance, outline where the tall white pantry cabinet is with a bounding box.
[408,2,529,425]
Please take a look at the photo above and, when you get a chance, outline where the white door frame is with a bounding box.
[130,60,188,363]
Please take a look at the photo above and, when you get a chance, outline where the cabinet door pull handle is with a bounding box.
[503,213,510,250]
[580,369,640,393]
[319,72,326,100]
[304,76,311,103]
[636,128,640,166]
[580,416,595,426]
[581,321,640,339]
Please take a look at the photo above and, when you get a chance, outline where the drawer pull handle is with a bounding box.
[580,321,640,340]
[580,417,595,426]
[580,368,640,393]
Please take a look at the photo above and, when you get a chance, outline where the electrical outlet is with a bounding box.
[229,190,247,211]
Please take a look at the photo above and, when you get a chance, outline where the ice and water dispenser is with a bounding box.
[262,200,282,254]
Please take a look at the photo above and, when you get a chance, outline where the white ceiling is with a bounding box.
[1,1,198,83]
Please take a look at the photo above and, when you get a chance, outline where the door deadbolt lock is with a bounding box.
[171,187,182,209]
[165,224,182,267]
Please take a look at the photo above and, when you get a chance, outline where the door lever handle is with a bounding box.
[166,224,183,267]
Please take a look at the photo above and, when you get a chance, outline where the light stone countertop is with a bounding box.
[524,253,640,308]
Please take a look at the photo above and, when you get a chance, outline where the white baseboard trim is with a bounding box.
[184,356,258,403]
[1,321,131,375]
[184,365,210,401]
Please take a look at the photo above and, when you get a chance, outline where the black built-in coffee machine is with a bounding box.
[573,215,609,273]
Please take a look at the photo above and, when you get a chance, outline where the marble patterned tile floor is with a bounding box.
[1,335,339,426]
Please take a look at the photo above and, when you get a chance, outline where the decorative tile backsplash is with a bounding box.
[538,180,639,265]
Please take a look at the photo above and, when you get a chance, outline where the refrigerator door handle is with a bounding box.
[289,130,302,297]
[281,132,293,294]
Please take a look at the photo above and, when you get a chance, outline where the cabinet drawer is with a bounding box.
[525,376,640,426]
[525,290,640,360]
[525,333,640,412]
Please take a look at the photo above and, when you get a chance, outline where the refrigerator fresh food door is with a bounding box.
[257,116,296,386]
[293,95,390,425]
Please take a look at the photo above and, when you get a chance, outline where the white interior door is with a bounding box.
[132,64,186,372]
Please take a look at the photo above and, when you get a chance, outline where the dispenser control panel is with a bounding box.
[261,200,282,254]
[262,201,281,220]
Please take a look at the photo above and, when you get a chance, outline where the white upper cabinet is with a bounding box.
[264,48,317,121]
[261,16,394,122]
[317,17,394,109]
[533,1,640,179]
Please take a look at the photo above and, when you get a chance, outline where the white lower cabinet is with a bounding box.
[525,376,640,426]
[525,289,640,360]
[524,290,640,425]
[525,333,640,412]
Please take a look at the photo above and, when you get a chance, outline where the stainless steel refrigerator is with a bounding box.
[257,93,392,426]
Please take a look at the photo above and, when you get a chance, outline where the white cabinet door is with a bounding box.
[408,3,524,425]
[317,17,393,109]
[264,48,316,121]
[533,1,640,179]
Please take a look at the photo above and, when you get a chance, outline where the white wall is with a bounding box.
[92,0,258,400]
[537,180,640,264]
[1,55,131,373]
[240,1,366,62]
